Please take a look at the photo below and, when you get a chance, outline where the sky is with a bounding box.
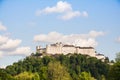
[0,0,120,68]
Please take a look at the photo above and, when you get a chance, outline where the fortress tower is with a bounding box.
[36,42,105,60]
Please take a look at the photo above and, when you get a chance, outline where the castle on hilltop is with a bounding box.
[36,42,105,60]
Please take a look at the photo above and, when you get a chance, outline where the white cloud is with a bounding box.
[0,37,32,56]
[0,22,7,31]
[34,31,105,47]
[116,37,120,42]
[36,1,72,16]
[0,51,3,58]
[89,30,104,38]
[0,35,8,45]
[0,35,22,52]
[61,11,80,20]
[0,64,6,69]
[0,22,32,58]
[74,38,97,47]
[35,1,88,20]
[0,39,21,51]
[10,47,32,56]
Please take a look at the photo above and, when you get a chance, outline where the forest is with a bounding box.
[0,52,120,80]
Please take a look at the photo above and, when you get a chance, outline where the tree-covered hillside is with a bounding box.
[0,53,119,80]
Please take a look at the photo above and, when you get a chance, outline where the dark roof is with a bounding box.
[49,43,94,49]
[40,48,46,50]
[50,43,75,47]
[76,47,94,49]
[63,45,74,47]
[50,44,57,46]
[50,42,62,46]
[96,54,104,56]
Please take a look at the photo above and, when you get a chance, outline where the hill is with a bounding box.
[0,53,111,80]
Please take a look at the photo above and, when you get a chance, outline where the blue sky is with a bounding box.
[0,0,120,68]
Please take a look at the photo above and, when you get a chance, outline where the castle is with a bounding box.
[36,42,105,60]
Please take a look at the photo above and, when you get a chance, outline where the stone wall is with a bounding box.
[36,42,105,60]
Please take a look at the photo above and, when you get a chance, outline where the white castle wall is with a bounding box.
[77,48,96,57]
[46,44,62,54]
[36,42,105,60]
[45,43,96,56]
[95,54,105,60]
[62,47,76,55]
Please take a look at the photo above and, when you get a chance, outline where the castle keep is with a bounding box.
[36,42,105,60]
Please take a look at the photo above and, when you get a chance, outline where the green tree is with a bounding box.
[108,52,120,80]
[14,71,40,80]
[101,75,106,80]
[48,61,72,80]
[4,54,110,80]
[79,71,96,80]
[115,52,120,62]
[39,66,48,80]
[0,69,14,80]
[108,62,120,80]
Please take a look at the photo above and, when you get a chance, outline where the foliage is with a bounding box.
[48,61,72,80]
[2,53,111,80]
[115,52,120,62]
[101,75,106,80]
[14,71,40,80]
[79,71,95,80]
[39,66,48,80]
[57,54,109,80]
[0,69,14,80]
[108,61,120,80]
